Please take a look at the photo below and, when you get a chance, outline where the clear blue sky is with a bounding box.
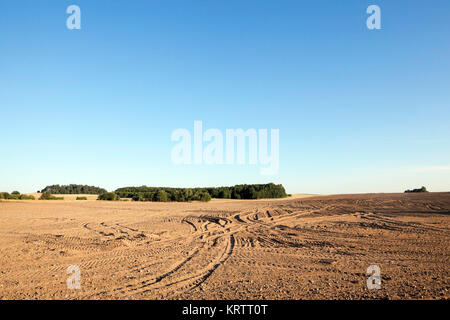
[1,0,449,194]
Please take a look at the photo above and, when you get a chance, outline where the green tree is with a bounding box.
[0,192,11,199]
[198,192,211,202]
[155,190,169,202]
[40,184,107,194]
[39,192,63,200]
[97,192,120,201]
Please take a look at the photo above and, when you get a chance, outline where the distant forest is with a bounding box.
[40,184,107,194]
[114,183,288,202]
[33,183,288,202]
[405,186,428,193]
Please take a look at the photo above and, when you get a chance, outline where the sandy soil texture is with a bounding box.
[0,193,449,300]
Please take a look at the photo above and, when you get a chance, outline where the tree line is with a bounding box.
[114,183,287,202]
[40,184,107,194]
[1,183,288,202]
[404,186,428,193]
[114,187,211,202]
[0,191,35,200]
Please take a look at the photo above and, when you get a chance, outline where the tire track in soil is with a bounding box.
[89,216,237,299]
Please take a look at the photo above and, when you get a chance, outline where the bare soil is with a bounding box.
[0,192,449,300]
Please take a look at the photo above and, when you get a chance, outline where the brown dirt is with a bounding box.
[0,192,449,300]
